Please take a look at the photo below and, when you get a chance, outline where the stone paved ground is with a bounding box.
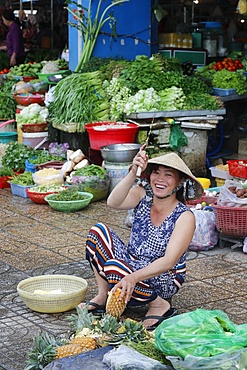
[0,187,247,369]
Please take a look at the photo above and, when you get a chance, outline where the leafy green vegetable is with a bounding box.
[10,171,35,186]
[16,104,48,126]
[184,93,224,111]
[48,189,87,201]
[0,167,15,177]
[2,142,35,171]
[212,69,247,95]
[73,164,109,179]
[29,151,64,164]
[118,55,167,94]
[0,91,16,119]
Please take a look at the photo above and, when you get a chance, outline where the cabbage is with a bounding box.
[41,61,59,74]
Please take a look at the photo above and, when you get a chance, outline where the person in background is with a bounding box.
[2,8,26,67]
[80,149,203,330]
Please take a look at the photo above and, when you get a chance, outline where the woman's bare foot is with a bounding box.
[141,296,170,329]
[78,292,107,310]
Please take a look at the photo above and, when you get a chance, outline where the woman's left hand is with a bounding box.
[112,274,137,304]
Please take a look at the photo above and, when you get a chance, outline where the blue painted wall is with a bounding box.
[69,0,158,71]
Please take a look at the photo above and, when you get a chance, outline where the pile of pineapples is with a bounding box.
[25,305,152,370]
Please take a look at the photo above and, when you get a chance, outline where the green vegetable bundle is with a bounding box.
[10,171,35,186]
[48,71,110,132]
[0,91,16,119]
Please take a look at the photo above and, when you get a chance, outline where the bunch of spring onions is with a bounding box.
[66,0,129,72]
[48,71,110,132]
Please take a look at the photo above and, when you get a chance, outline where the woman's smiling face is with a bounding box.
[150,165,182,198]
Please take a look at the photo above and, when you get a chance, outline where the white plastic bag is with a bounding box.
[102,344,172,369]
[217,179,247,207]
[189,209,218,251]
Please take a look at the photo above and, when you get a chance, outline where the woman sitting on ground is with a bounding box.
[80,148,203,330]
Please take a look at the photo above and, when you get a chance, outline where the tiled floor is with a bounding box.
[0,187,247,369]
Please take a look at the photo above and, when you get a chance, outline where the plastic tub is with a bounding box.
[9,183,33,197]
[22,132,49,150]
[212,88,237,97]
[0,176,11,188]
[85,122,139,151]
[209,166,233,180]
[0,132,17,144]
[196,177,210,189]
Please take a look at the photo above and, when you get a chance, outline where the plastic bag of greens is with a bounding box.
[154,309,247,359]
[169,124,187,151]
[102,345,173,370]
[167,348,247,370]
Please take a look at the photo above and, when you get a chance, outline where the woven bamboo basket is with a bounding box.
[17,275,88,313]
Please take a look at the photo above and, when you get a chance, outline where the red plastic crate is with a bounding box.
[227,159,247,179]
[213,204,247,237]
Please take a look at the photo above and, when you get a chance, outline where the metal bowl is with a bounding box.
[100,143,141,163]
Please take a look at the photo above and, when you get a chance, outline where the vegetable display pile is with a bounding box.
[8,62,43,77]
[212,69,247,95]
[72,164,108,179]
[2,142,35,171]
[0,91,16,119]
[9,171,35,186]
[0,167,14,177]
[48,71,110,132]
[28,185,67,193]
[209,58,243,72]
[16,104,49,126]
[47,188,87,201]
[28,150,65,165]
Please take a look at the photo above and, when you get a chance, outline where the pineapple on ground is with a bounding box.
[106,288,127,318]
[69,336,97,350]
[55,343,84,359]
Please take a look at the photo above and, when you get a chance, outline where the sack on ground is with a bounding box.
[189,209,218,251]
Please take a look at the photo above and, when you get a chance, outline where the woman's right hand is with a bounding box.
[131,145,149,176]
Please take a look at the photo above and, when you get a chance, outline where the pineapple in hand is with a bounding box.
[106,288,127,318]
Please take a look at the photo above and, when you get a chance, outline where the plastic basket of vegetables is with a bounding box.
[9,171,35,197]
[26,185,69,204]
[16,104,49,133]
[44,189,93,212]
[71,164,110,201]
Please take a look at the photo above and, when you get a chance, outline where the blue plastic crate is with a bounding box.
[212,88,236,96]
[9,183,33,197]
